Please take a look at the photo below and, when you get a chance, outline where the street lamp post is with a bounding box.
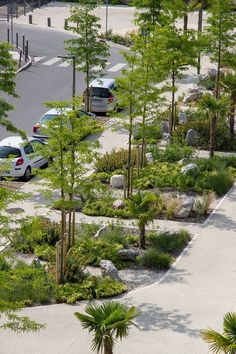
[57,55,76,102]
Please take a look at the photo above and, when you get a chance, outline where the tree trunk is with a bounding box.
[183,13,188,31]
[170,63,175,134]
[60,208,66,284]
[209,116,217,157]
[139,223,146,249]
[104,339,113,354]
[197,1,203,74]
[229,92,236,139]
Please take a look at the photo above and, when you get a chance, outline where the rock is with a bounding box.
[146,152,154,164]
[117,248,141,261]
[174,197,195,218]
[185,129,198,146]
[184,92,199,103]
[161,121,169,133]
[112,199,125,210]
[177,158,189,165]
[188,86,199,94]
[207,68,217,78]
[179,112,187,124]
[181,163,199,176]
[94,225,109,239]
[110,174,124,188]
[192,196,205,216]
[31,257,42,268]
[100,260,121,282]
[162,132,171,142]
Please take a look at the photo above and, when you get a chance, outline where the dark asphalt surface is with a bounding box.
[0,21,126,140]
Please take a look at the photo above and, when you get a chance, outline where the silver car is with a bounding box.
[33,108,96,140]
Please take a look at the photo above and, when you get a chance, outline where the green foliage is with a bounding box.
[71,238,123,267]
[34,245,55,262]
[150,143,193,162]
[196,170,234,196]
[10,217,60,254]
[95,148,137,173]
[100,29,134,47]
[133,124,162,144]
[56,276,127,304]
[64,247,87,283]
[139,248,172,270]
[148,230,191,255]
[75,301,139,354]
[0,255,10,271]
[83,198,131,218]
[0,260,56,306]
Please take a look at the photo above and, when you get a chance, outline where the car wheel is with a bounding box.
[22,166,31,181]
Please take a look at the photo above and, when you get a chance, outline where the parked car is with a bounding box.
[33,108,96,140]
[83,78,118,113]
[0,136,48,181]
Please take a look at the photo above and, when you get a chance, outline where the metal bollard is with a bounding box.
[7,28,10,42]
[7,7,9,22]
[19,49,22,67]
[16,32,18,48]
[22,34,25,54]
[64,19,68,30]
[29,14,32,24]
[25,40,28,62]
[47,17,51,27]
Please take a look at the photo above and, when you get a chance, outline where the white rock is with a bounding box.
[100,260,121,282]
[110,174,124,188]
[112,199,125,210]
[146,152,154,163]
[181,163,199,175]
[174,197,195,218]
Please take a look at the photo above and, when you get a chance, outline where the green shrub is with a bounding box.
[0,255,10,271]
[148,230,191,255]
[34,244,56,262]
[64,247,87,283]
[56,276,127,304]
[133,125,162,144]
[150,143,193,163]
[95,148,137,173]
[71,238,123,267]
[204,170,234,196]
[0,261,56,306]
[139,248,172,270]
[82,198,131,219]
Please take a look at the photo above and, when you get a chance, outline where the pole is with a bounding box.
[72,57,75,99]
[7,28,10,43]
[16,32,18,48]
[10,11,13,45]
[22,34,25,54]
[105,0,108,37]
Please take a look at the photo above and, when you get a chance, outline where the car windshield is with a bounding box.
[0,146,21,158]
[40,114,59,123]
[91,87,110,98]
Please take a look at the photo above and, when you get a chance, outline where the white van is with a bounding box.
[84,78,118,113]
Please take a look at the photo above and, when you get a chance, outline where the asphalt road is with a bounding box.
[0,21,126,140]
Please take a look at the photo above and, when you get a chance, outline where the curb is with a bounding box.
[16,45,32,73]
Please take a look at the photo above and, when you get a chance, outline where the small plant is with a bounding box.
[95,148,137,173]
[148,230,191,255]
[75,301,139,354]
[193,192,215,217]
[162,194,181,219]
[139,248,172,270]
[205,170,234,196]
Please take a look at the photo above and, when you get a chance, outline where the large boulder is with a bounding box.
[161,121,169,133]
[162,132,171,142]
[117,248,141,262]
[112,199,125,210]
[179,112,187,124]
[174,197,195,218]
[184,92,199,103]
[177,158,189,165]
[181,163,199,177]
[185,129,198,146]
[110,174,124,188]
[100,260,121,282]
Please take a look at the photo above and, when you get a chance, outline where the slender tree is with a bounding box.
[198,93,230,156]
[127,191,161,249]
[65,0,109,111]
[222,73,236,140]
[75,301,139,354]
[201,312,236,353]
[132,0,162,27]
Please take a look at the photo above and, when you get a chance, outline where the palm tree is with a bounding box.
[127,191,161,249]
[201,312,236,353]
[75,301,139,354]
[198,93,230,157]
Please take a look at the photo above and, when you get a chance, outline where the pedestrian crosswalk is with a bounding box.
[34,56,127,73]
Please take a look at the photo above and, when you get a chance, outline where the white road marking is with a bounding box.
[58,61,71,67]
[42,57,62,66]
[92,62,111,71]
[34,56,46,63]
[107,63,126,72]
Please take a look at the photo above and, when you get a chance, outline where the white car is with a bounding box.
[0,136,48,181]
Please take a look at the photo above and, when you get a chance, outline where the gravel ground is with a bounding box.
[86,265,166,291]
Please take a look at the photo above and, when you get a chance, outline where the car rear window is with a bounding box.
[40,114,58,123]
[91,87,111,98]
[0,146,21,158]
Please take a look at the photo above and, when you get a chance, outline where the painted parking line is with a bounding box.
[58,61,71,67]
[107,63,126,72]
[42,57,62,66]
[34,56,46,63]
